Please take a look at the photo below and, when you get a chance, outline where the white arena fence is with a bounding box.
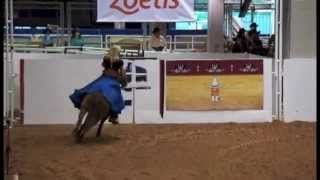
[6,51,316,125]
[16,52,273,124]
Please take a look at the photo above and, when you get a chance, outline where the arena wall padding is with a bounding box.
[17,53,280,124]
[283,58,316,122]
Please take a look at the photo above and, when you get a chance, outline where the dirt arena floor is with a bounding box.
[8,121,316,180]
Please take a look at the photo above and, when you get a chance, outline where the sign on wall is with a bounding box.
[164,60,264,111]
[97,0,194,22]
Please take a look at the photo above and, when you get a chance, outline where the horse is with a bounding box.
[71,60,127,143]
[72,91,112,143]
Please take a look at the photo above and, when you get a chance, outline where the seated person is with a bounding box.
[30,34,42,47]
[232,28,248,53]
[250,33,265,55]
[70,29,85,47]
[69,51,127,124]
[42,28,54,47]
[149,27,167,51]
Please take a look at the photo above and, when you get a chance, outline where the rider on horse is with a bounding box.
[69,46,127,124]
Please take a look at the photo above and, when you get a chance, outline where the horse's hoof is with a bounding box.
[96,133,101,138]
[109,119,119,125]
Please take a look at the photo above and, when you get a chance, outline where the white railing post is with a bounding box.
[4,0,9,126]
[274,0,284,121]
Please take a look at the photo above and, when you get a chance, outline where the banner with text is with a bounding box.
[97,0,194,22]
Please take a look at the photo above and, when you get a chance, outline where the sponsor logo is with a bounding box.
[110,0,180,15]
[171,64,191,73]
[206,64,224,73]
[239,64,258,72]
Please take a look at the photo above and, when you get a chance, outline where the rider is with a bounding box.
[69,46,127,124]
[102,54,127,124]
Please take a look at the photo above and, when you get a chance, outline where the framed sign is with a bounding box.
[164,60,264,111]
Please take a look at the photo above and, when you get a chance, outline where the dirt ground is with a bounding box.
[8,121,316,180]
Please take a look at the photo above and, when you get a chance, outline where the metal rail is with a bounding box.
[273,0,284,121]
[4,0,15,176]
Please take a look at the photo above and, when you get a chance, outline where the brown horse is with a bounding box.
[72,92,112,142]
[72,67,127,143]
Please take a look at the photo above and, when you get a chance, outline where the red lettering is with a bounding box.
[163,0,168,8]
[110,0,180,15]
[110,0,139,15]
[110,0,119,9]
[155,0,161,9]
[140,0,151,9]
[169,0,179,9]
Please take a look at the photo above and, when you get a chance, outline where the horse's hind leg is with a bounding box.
[76,112,98,143]
[72,109,87,136]
[96,97,111,137]
[96,118,108,137]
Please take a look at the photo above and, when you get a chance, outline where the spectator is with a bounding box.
[246,23,266,55]
[31,34,42,47]
[42,28,54,47]
[251,33,265,55]
[232,28,248,53]
[248,22,259,35]
[149,27,167,51]
[70,29,85,47]
[224,36,233,52]
[246,23,258,50]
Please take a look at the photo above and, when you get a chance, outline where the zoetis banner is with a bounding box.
[97,0,194,22]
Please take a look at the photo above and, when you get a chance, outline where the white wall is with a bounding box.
[24,59,103,124]
[16,52,318,124]
[21,53,272,124]
[22,56,162,124]
[13,53,106,111]
[283,58,317,122]
[281,0,317,121]
[289,0,317,58]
